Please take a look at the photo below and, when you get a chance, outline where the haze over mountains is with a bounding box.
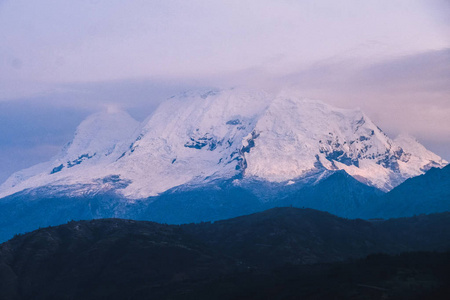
[0,89,448,242]
[1,2,448,299]
[0,89,449,299]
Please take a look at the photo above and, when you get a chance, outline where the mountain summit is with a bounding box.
[0,89,446,199]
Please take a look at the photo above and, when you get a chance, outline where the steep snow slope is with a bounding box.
[394,134,445,175]
[111,89,273,198]
[239,94,446,191]
[0,89,447,199]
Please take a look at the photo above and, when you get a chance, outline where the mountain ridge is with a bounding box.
[0,88,446,200]
[363,164,450,218]
[1,207,450,299]
[1,164,449,243]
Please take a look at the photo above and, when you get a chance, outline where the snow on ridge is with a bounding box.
[0,109,140,198]
[393,133,448,178]
[394,133,446,164]
[59,109,140,160]
[0,88,447,199]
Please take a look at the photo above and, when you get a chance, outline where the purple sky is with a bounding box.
[0,0,449,183]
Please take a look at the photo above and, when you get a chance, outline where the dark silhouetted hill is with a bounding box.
[1,207,450,299]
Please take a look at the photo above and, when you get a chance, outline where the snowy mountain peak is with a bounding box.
[239,93,442,191]
[59,109,139,161]
[0,89,447,199]
[0,109,139,196]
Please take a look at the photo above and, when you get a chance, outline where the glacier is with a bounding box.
[0,88,447,200]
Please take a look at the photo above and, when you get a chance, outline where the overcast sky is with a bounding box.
[0,0,449,183]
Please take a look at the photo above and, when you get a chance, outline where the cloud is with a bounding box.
[278,49,450,160]
[0,0,447,84]
[357,49,450,93]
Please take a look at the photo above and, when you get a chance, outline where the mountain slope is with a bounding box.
[0,89,446,200]
[278,170,383,217]
[365,165,450,218]
[0,219,237,300]
[0,170,382,242]
[1,208,450,299]
[1,163,448,243]
[184,207,450,267]
[1,109,140,197]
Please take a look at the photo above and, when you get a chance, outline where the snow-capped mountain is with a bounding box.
[0,89,447,199]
